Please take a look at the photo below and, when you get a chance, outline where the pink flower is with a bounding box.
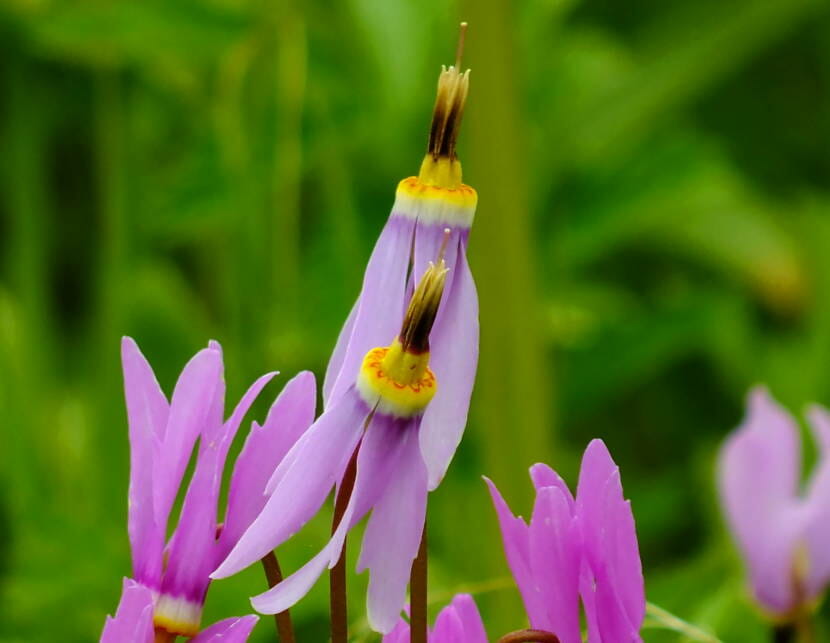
[486,440,645,643]
[383,594,488,643]
[717,387,830,616]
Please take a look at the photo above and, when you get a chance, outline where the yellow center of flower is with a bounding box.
[356,342,437,418]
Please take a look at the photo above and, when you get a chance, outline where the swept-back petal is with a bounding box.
[153,344,223,531]
[419,243,478,490]
[358,422,428,633]
[323,300,357,405]
[219,371,316,557]
[717,388,804,613]
[447,594,488,643]
[431,602,465,643]
[121,337,169,587]
[803,405,830,598]
[530,462,575,510]
[190,615,259,642]
[326,215,416,407]
[212,389,369,580]
[250,411,413,614]
[100,578,154,643]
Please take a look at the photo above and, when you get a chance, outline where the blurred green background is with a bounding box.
[2,0,830,640]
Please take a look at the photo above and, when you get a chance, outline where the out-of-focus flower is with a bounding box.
[382,594,488,643]
[323,58,479,492]
[718,387,830,618]
[101,578,258,643]
[213,260,454,633]
[486,439,645,643]
[113,337,315,639]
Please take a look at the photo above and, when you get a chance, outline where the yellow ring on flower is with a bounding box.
[357,346,437,418]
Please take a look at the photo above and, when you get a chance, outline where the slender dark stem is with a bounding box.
[260,551,295,643]
[410,523,428,643]
[330,449,359,643]
[496,630,561,643]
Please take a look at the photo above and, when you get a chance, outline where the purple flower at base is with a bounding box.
[717,387,830,618]
[101,578,258,643]
[382,594,488,643]
[213,261,456,634]
[115,337,316,638]
[486,439,646,643]
[323,61,479,493]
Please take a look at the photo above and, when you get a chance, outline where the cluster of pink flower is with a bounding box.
[100,26,830,643]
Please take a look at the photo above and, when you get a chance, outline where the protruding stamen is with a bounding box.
[455,22,468,72]
[398,260,449,355]
[437,228,452,263]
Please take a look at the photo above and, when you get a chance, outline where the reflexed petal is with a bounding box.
[190,615,259,642]
[250,412,413,614]
[153,345,223,531]
[358,423,428,634]
[213,389,369,579]
[717,388,804,612]
[419,245,478,490]
[121,337,168,587]
[381,619,410,643]
[431,602,465,643]
[100,578,154,643]
[220,371,316,557]
[530,462,575,510]
[528,486,581,643]
[447,594,488,643]
[804,405,830,598]
[326,216,416,407]
[324,299,357,406]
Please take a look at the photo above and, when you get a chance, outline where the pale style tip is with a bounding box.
[455,22,468,71]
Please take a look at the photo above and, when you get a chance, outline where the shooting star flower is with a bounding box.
[112,337,315,639]
[486,440,646,643]
[382,594,488,643]
[718,387,830,618]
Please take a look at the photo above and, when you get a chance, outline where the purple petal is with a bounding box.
[717,388,804,612]
[419,243,479,490]
[100,578,154,643]
[447,594,488,643]
[323,299,357,406]
[121,338,169,588]
[219,371,316,558]
[213,389,369,580]
[528,486,581,643]
[250,411,413,614]
[162,373,275,609]
[431,601,465,643]
[153,344,223,531]
[804,405,830,598]
[190,615,259,642]
[530,463,575,510]
[381,619,410,643]
[325,215,416,407]
[357,421,428,634]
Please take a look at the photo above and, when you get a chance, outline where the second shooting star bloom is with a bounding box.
[324,39,479,492]
[213,259,452,633]
[116,337,316,639]
[486,440,646,643]
[718,387,830,619]
[382,594,488,643]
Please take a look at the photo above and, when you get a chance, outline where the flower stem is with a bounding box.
[410,523,428,643]
[496,630,560,643]
[330,449,358,643]
[260,551,296,643]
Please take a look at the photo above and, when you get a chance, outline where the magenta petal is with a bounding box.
[153,344,223,531]
[447,594,488,643]
[121,338,169,588]
[381,619,410,643]
[804,405,830,597]
[219,371,316,558]
[530,463,575,510]
[431,602,465,643]
[213,389,368,580]
[100,578,154,643]
[323,299,357,407]
[250,411,411,614]
[717,388,804,613]
[528,486,581,643]
[190,615,259,642]
[358,422,428,634]
[326,215,416,407]
[419,245,479,490]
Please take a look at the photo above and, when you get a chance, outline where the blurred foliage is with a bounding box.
[2,0,830,641]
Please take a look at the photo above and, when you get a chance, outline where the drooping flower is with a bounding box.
[717,387,830,618]
[101,578,259,643]
[213,260,453,633]
[486,439,646,643]
[113,337,316,639]
[382,594,488,643]
[323,51,479,492]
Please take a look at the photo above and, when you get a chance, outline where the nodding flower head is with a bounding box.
[357,257,449,418]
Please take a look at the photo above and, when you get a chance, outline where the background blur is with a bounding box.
[2,0,830,640]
